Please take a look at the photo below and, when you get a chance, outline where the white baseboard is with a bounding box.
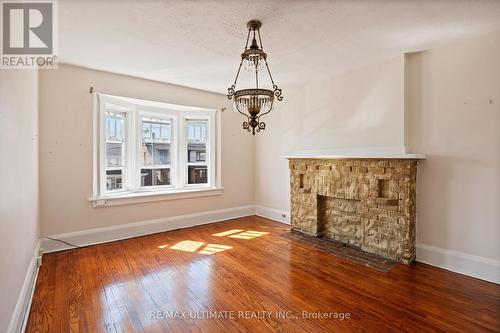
[41,205,255,253]
[416,243,500,284]
[255,205,290,224]
[7,241,41,333]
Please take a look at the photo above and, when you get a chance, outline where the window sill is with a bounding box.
[89,186,224,207]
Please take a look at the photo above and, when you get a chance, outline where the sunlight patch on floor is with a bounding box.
[198,244,233,255]
[228,230,269,240]
[170,240,205,252]
[161,241,233,255]
[212,229,243,237]
[158,229,269,254]
[211,229,270,240]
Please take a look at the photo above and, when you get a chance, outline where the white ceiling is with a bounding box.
[59,0,500,94]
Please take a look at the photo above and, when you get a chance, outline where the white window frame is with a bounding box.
[91,94,222,207]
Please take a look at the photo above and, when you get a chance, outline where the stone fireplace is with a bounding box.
[288,155,424,264]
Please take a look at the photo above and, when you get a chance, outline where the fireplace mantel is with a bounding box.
[284,149,425,160]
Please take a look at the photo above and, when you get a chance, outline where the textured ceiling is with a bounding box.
[59,0,500,93]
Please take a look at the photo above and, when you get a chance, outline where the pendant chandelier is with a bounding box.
[227,20,283,135]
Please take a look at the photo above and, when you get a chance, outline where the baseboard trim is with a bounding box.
[255,205,290,224]
[416,242,500,284]
[7,241,41,333]
[41,205,255,253]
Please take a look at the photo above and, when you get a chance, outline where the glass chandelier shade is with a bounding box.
[227,20,283,135]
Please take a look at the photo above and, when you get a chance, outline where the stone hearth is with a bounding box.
[288,157,422,264]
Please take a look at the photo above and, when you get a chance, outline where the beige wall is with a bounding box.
[0,70,40,332]
[407,31,500,260]
[255,56,405,213]
[39,64,253,235]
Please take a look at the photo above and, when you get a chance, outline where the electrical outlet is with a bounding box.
[93,199,107,208]
[281,213,286,218]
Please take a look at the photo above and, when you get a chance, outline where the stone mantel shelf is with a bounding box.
[284,149,425,160]
[285,153,425,159]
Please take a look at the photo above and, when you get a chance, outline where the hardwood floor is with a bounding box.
[26,216,500,333]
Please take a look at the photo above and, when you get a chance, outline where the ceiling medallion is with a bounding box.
[227,20,283,135]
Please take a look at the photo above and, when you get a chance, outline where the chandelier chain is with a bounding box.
[257,29,264,51]
[233,60,243,86]
[264,61,275,86]
[244,28,251,50]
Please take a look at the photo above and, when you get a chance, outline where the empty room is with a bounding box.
[1,0,500,332]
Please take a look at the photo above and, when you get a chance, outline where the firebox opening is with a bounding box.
[317,195,362,246]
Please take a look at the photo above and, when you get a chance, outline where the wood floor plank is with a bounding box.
[26,216,500,333]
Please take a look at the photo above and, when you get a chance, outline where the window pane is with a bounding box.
[142,122,151,139]
[142,142,153,166]
[141,169,152,186]
[188,165,207,184]
[151,123,161,140]
[143,142,170,166]
[160,124,170,140]
[105,112,124,141]
[106,142,123,167]
[141,168,170,186]
[106,169,123,190]
[188,143,206,163]
[116,118,123,140]
[153,143,170,165]
[187,121,207,143]
[107,118,114,138]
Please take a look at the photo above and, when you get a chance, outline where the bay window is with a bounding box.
[93,94,220,205]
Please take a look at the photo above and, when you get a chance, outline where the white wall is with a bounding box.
[407,31,500,261]
[39,64,254,236]
[255,56,405,213]
[0,70,40,332]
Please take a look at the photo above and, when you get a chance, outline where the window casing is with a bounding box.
[96,94,217,199]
